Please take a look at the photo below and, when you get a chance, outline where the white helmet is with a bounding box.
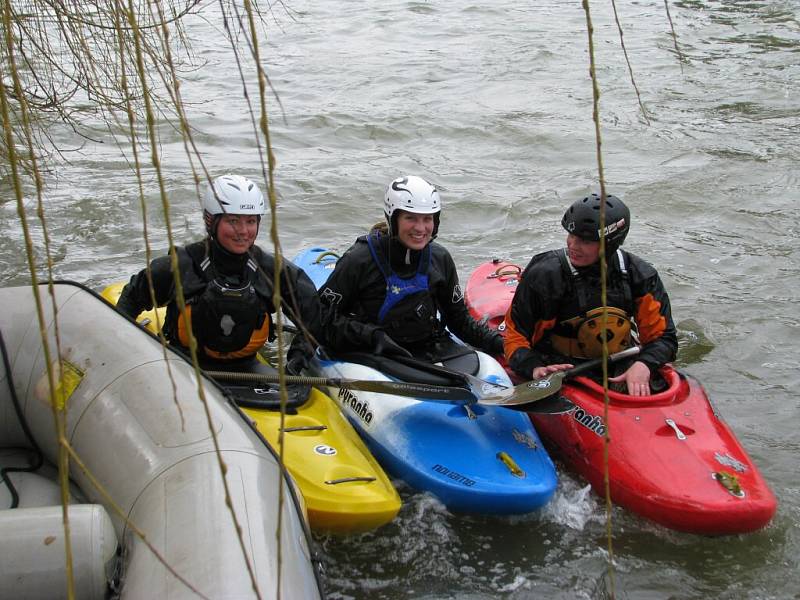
[383,175,442,237]
[203,175,265,237]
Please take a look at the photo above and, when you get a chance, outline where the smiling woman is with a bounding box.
[203,174,266,255]
[115,174,324,374]
[318,174,505,361]
[395,212,435,251]
[216,214,260,254]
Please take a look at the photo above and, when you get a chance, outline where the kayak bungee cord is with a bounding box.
[0,327,44,509]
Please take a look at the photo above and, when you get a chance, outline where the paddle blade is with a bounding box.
[479,371,567,407]
[462,373,514,401]
[506,395,575,414]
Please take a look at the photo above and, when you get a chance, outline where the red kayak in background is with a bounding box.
[465,259,777,535]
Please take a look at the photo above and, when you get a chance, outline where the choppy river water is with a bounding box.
[2,1,799,598]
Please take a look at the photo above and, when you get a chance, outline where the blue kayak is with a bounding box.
[291,246,340,289]
[311,352,558,514]
[294,246,558,514]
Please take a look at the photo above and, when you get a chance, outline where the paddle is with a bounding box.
[207,346,640,410]
[484,345,643,408]
[205,369,572,414]
[205,370,477,403]
[384,352,579,411]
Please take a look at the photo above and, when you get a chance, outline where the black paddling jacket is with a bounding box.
[504,248,678,379]
[116,239,323,364]
[319,233,503,355]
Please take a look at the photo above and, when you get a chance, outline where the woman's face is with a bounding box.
[396,211,434,250]
[216,214,259,254]
[566,233,600,267]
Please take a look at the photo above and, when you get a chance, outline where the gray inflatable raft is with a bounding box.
[0,282,322,600]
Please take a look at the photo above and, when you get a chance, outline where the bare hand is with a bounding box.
[532,363,574,380]
[608,360,652,396]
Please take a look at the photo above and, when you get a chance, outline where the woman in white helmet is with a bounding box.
[117,174,323,373]
[319,175,504,363]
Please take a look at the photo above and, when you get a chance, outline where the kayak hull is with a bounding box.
[534,372,777,535]
[291,246,339,290]
[311,354,558,515]
[465,259,777,534]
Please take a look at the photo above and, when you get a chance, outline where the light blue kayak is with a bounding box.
[294,246,558,514]
[291,246,340,289]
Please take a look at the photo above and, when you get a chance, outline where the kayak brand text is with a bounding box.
[338,388,374,424]
[432,464,476,487]
[570,404,606,437]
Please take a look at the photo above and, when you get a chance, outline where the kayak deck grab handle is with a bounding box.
[325,476,377,485]
[665,418,687,440]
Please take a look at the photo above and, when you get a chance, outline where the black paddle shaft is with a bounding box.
[564,346,642,379]
[204,370,476,402]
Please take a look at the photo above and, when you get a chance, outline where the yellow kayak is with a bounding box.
[241,392,400,533]
[100,282,400,533]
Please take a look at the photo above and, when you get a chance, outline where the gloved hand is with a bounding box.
[488,332,505,357]
[372,331,412,358]
[285,353,309,376]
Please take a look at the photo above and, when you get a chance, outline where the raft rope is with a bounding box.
[0,328,44,509]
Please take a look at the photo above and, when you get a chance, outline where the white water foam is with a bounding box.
[543,478,605,531]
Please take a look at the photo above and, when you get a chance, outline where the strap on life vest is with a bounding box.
[551,248,635,358]
[557,247,633,316]
[366,231,432,324]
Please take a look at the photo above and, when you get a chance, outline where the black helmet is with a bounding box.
[562,193,630,251]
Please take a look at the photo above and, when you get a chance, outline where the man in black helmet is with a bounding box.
[503,193,677,396]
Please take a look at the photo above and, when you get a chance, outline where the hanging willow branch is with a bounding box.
[610,0,650,125]
[122,1,263,597]
[663,0,685,69]
[0,0,203,178]
[582,0,615,598]
[1,2,289,599]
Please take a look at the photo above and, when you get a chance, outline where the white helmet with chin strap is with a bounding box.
[383,175,442,237]
[203,174,265,237]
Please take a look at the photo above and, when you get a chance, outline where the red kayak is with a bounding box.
[465,259,777,535]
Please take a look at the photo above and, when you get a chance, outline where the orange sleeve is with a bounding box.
[503,303,556,362]
[635,293,667,344]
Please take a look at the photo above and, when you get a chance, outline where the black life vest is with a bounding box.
[549,248,636,358]
[176,252,271,360]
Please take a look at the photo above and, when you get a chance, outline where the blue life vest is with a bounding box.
[366,232,438,345]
